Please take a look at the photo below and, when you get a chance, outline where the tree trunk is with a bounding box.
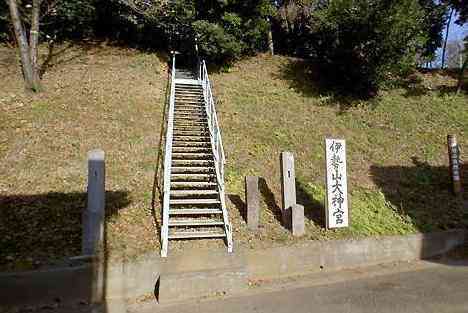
[267,17,274,56]
[457,57,467,94]
[7,0,42,92]
[30,0,42,90]
[441,7,454,69]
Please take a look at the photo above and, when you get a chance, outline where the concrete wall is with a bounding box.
[1,230,465,307]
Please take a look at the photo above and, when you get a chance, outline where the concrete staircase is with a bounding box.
[169,83,225,237]
[160,56,233,257]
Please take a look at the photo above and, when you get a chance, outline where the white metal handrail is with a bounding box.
[160,55,176,258]
[200,61,226,188]
[200,60,233,253]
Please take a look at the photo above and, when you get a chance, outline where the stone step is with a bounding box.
[173,125,208,130]
[172,152,212,159]
[172,135,211,141]
[175,83,202,87]
[175,90,203,95]
[172,141,211,147]
[170,189,218,197]
[173,136,210,141]
[173,131,210,137]
[176,93,204,101]
[175,107,205,112]
[174,125,208,129]
[175,100,204,105]
[168,230,226,239]
[170,198,221,205]
[169,208,222,215]
[175,116,207,121]
[172,159,214,166]
[174,107,205,112]
[171,173,215,181]
[175,91,202,95]
[171,181,217,189]
[174,111,206,116]
[174,118,207,123]
[175,106,205,111]
[173,127,208,131]
[168,219,224,227]
[171,166,214,173]
[175,91,205,99]
[172,147,212,153]
[175,102,204,106]
[173,126,209,132]
[174,112,207,118]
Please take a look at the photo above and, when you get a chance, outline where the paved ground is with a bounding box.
[139,260,468,313]
[4,259,468,313]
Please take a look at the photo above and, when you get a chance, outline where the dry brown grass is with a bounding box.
[0,42,167,270]
[1,47,467,270]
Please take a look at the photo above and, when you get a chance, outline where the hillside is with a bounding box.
[212,54,468,247]
[1,45,467,270]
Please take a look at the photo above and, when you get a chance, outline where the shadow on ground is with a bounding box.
[228,194,247,223]
[0,190,133,311]
[275,58,380,112]
[276,59,467,111]
[259,178,283,225]
[0,190,130,271]
[370,157,468,233]
[295,180,325,228]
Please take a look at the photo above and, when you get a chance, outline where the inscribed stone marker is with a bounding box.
[292,204,305,237]
[280,151,296,229]
[245,176,260,231]
[325,139,349,229]
[83,149,106,255]
[447,135,462,195]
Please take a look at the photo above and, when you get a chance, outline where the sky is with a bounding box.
[448,13,468,42]
[432,12,467,67]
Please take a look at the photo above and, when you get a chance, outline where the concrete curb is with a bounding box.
[1,230,466,307]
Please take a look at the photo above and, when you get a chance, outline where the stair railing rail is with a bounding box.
[160,54,177,258]
[200,61,226,188]
[200,60,233,252]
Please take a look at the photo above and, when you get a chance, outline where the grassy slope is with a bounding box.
[211,54,468,248]
[0,43,166,269]
[1,46,467,270]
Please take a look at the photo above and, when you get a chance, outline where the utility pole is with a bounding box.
[442,7,454,69]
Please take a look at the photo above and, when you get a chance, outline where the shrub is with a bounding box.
[0,1,10,42]
[301,0,428,96]
[41,0,97,41]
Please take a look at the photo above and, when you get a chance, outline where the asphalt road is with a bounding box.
[148,261,468,313]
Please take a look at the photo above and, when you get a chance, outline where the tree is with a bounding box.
[443,0,467,93]
[1,2,11,42]
[113,0,276,63]
[297,0,429,96]
[445,0,467,23]
[6,0,97,92]
[7,0,42,92]
[418,0,449,61]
